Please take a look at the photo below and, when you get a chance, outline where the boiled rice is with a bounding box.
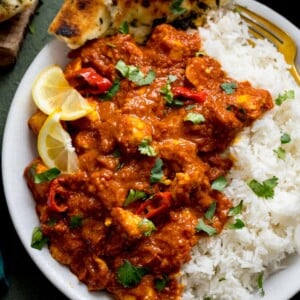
[180,8,300,300]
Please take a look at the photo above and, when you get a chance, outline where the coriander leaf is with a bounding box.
[228,200,243,217]
[119,21,129,34]
[204,201,216,220]
[117,260,148,288]
[31,167,60,184]
[115,60,128,77]
[124,189,147,207]
[138,218,156,236]
[195,219,217,236]
[275,90,295,106]
[248,176,278,199]
[280,132,291,144]
[155,275,169,292]
[138,138,157,157]
[170,0,186,15]
[273,147,286,160]
[211,176,228,191]
[31,227,48,250]
[257,272,265,296]
[70,215,83,229]
[228,218,245,229]
[220,82,237,94]
[150,158,164,184]
[184,112,205,124]
[100,78,120,100]
[160,75,179,106]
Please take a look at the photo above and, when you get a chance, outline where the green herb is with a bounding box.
[119,21,129,34]
[31,167,60,184]
[211,176,228,191]
[29,24,35,34]
[275,90,295,106]
[160,75,182,106]
[185,104,196,110]
[116,162,125,171]
[113,148,121,157]
[184,112,205,124]
[228,218,245,229]
[138,138,157,157]
[280,132,291,144]
[124,189,147,207]
[138,218,156,236]
[150,158,164,184]
[204,202,216,220]
[203,297,212,300]
[221,82,237,94]
[46,218,57,227]
[257,272,265,296]
[70,215,83,229]
[228,200,243,217]
[116,60,156,86]
[170,0,186,15]
[195,219,217,236]
[273,147,286,160]
[31,227,48,250]
[219,277,226,282]
[116,260,148,288]
[155,275,169,292]
[248,176,278,199]
[100,78,120,100]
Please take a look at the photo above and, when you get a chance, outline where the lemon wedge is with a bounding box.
[32,65,92,121]
[37,111,79,173]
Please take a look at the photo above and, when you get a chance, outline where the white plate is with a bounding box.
[2,0,300,299]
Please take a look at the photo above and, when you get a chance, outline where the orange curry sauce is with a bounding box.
[25,24,273,299]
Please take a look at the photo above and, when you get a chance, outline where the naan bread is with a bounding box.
[0,0,34,22]
[48,0,231,49]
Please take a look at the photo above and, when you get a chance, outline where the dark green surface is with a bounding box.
[0,1,299,300]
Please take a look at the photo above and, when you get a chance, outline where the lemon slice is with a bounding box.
[37,111,79,173]
[32,65,92,121]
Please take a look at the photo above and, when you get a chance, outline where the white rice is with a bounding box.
[181,8,300,300]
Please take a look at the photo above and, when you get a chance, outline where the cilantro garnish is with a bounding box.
[31,227,48,250]
[211,176,228,191]
[116,60,156,86]
[195,219,217,236]
[275,90,295,106]
[150,158,164,184]
[31,166,60,184]
[204,202,216,220]
[228,218,245,230]
[100,78,120,100]
[273,147,286,160]
[280,132,291,144]
[116,260,148,288]
[119,21,129,34]
[160,75,182,107]
[257,272,265,296]
[170,0,187,15]
[155,275,169,292]
[220,82,237,94]
[138,138,157,157]
[228,200,243,217]
[248,176,278,199]
[70,215,83,229]
[184,112,205,124]
[138,218,156,236]
[124,189,147,207]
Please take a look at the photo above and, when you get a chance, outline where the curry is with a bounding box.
[25,24,273,299]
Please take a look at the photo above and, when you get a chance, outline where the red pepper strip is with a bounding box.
[135,192,172,219]
[172,86,207,103]
[47,178,68,212]
[69,67,112,95]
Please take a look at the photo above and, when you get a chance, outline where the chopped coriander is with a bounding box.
[280,132,291,144]
[228,200,243,217]
[184,112,205,124]
[155,275,169,292]
[124,189,147,207]
[116,260,148,288]
[219,277,226,282]
[203,297,212,300]
[150,158,164,184]
[211,176,228,191]
[138,138,157,157]
[46,218,57,227]
[228,218,245,229]
[116,60,156,86]
[220,82,237,94]
[204,202,216,220]
[257,272,265,296]
[70,215,83,229]
[273,147,286,160]
[248,176,278,199]
[160,75,180,106]
[31,166,60,184]
[119,21,129,34]
[275,90,295,106]
[100,78,120,100]
[31,227,48,250]
[170,0,186,15]
[138,218,156,236]
[185,104,196,110]
[195,219,217,236]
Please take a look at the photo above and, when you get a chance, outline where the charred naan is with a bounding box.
[0,0,34,22]
[48,0,231,49]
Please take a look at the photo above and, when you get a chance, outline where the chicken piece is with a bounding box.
[27,110,48,135]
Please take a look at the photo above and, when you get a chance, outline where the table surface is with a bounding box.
[0,1,299,299]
